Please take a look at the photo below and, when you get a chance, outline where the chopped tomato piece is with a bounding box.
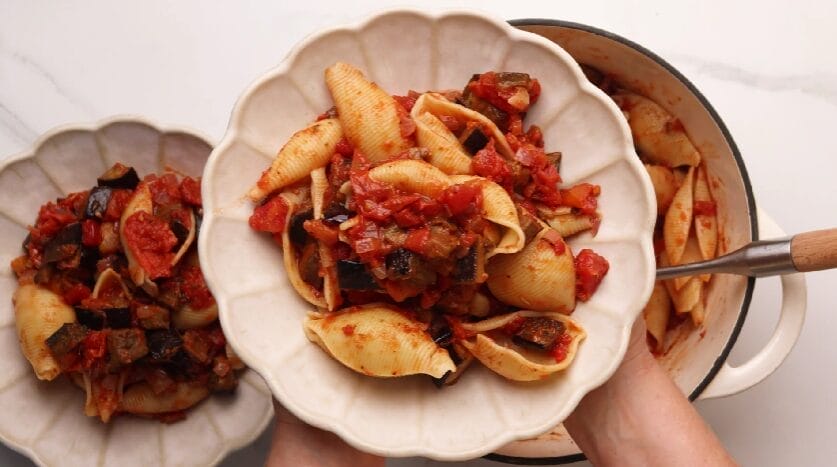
[123,211,178,279]
[472,140,513,191]
[550,332,572,363]
[561,183,601,215]
[179,177,202,206]
[81,331,108,369]
[63,282,91,306]
[103,189,133,221]
[303,219,339,246]
[180,265,215,309]
[146,173,182,206]
[249,195,289,233]
[403,227,429,254]
[575,249,609,301]
[440,183,483,217]
[81,219,102,247]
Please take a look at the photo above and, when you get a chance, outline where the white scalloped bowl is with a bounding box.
[0,118,273,467]
[200,9,656,461]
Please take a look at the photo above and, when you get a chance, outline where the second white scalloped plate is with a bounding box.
[0,118,273,467]
[200,9,656,461]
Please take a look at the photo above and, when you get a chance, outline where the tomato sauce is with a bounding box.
[575,249,610,302]
[123,211,177,279]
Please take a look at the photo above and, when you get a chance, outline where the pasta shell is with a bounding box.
[170,208,196,267]
[91,373,124,422]
[172,303,219,329]
[311,168,340,311]
[672,234,708,290]
[450,175,524,258]
[119,382,209,414]
[281,192,327,308]
[664,166,695,265]
[367,159,452,198]
[642,282,671,352]
[303,304,455,378]
[411,93,514,159]
[690,290,706,326]
[644,164,678,215]
[325,62,412,163]
[413,111,473,175]
[546,213,594,238]
[91,267,132,300]
[119,183,157,294]
[12,284,77,380]
[694,164,718,261]
[486,228,576,313]
[615,92,701,167]
[248,118,343,201]
[665,276,702,314]
[460,311,586,382]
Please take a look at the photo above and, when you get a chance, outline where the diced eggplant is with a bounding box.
[164,350,204,379]
[337,260,380,290]
[22,233,31,253]
[105,307,132,329]
[43,223,82,264]
[424,223,459,260]
[170,219,190,245]
[97,163,140,189]
[427,314,452,346]
[452,242,486,284]
[461,79,509,131]
[182,329,213,364]
[209,372,239,393]
[512,317,565,350]
[545,151,562,172]
[433,345,474,387]
[459,125,489,155]
[495,72,531,88]
[136,304,170,330]
[45,322,88,357]
[289,208,313,247]
[107,328,148,365]
[517,206,543,245]
[298,241,323,289]
[74,307,105,330]
[386,248,436,288]
[323,203,351,225]
[84,186,112,219]
[146,330,183,362]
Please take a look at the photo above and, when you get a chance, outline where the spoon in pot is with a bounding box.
[656,228,837,280]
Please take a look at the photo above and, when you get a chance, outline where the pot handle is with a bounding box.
[697,209,807,399]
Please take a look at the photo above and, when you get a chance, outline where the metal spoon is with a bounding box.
[656,228,837,280]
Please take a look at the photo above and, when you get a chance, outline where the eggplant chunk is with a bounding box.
[146,330,182,362]
[97,163,140,189]
[427,314,452,346]
[45,323,88,357]
[84,186,113,219]
[459,126,489,155]
[512,317,565,350]
[171,220,190,245]
[43,223,82,264]
[386,248,437,288]
[545,151,562,172]
[107,328,148,365]
[452,242,486,284]
[74,307,105,330]
[323,203,350,225]
[105,307,132,329]
[337,260,379,290]
[136,304,170,330]
[516,206,542,245]
[495,72,531,88]
[289,208,313,247]
[298,241,323,289]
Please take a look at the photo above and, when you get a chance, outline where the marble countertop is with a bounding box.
[3,1,836,465]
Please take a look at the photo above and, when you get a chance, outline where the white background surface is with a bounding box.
[2,1,835,466]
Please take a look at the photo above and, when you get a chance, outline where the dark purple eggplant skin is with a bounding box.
[45,323,88,357]
[97,165,140,189]
[427,314,452,346]
[146,330,183,362]
[323,203,351,226]
[170,219,190,245]
[452,243,485,284]
[386,248,417,279]
[43,222,82,264]
[512,317,565,350]
[107,328,149,365]
[84,186,112,219]
[104,307,132,329]
[461,126,489,155]
[289,208,313,247]
[75,307,105,330]
[337,260,380,290]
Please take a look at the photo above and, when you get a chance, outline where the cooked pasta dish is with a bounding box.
[10,164,243,422]
[249,63,610,383]
[583,66,720,353]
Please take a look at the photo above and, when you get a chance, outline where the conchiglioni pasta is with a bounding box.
[586,65,721,353]
[249,64,611,384]
[9,163,242,423]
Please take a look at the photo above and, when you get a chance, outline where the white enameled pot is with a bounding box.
[486,20,808,464]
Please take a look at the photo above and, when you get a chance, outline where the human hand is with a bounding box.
[267,400,385,467]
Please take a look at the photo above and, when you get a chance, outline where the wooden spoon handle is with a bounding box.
[791,228,837,272]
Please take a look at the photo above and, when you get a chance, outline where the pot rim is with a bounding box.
[486,17,759,466]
